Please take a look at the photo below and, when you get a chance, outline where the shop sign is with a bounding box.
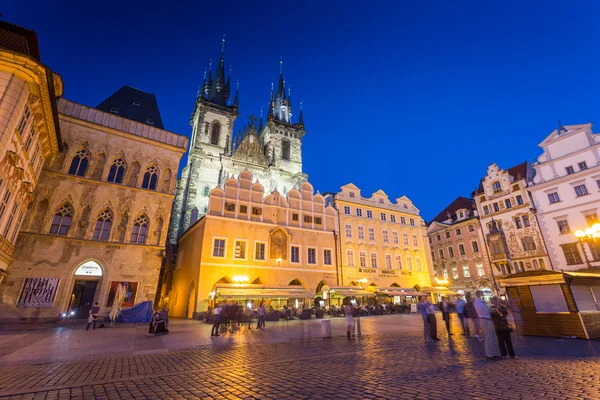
[75,261,102,276]
[358,268,377,274]
[379,270,398,277]
[17,278,59,308]
[322,273,336,280]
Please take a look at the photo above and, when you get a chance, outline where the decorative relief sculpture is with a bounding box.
[269,227,289,260]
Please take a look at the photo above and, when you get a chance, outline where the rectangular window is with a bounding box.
[597,179,600,190]
[566,166,575,175]
[382,230,389,243]
[483,205,490,215]
[254,242,265,260]
[468,224,475,232]
[0,189,11,222]
[10,211,23,243]
[344,206,351,215]
[307,248,316,264]
[548,192,560,204]
[504,199,512,209]
[252,207,262,216]
[291,246,300,263]
[476,263,485,277]
[574,184,588,197]
[390,215,396,223]
[439,249,444,259]
[445,231,451,239]
[514,217,522,229]
[522,215,530,227]
[323,249,332,265]
[3,203,18,237]
[492,181,502,193]
[578,161,588,170]
[557,220,570,234]
[562,243,582,265]
[416,257,422,271]
[458,244,466,256]
[516,195,524,205]
[303,215,313,224]
[345,224,353,238]
[225,202,235,212]
[17,105,30,132]
[410,218,415,226]
[315,217,322,225]
[531,285,569,313]
[347,250,355,266]
[359,251,367,267]
[585,214,598,225]
[403,233,409,245]
[395,255,403,270]
[358,226,365,239]
[385,254,392,269]
[462,265,471,278]
[380,212,386,221]
[455,228,462,236]
[240,205,247,214]
[431,250,435,261]
[400,216,406,224]
[493,203,500,212]
[521,236,537,251]
[412,234,418,246]
[213,239,225,257]
[436,234,441,241]
[392,231,399,244]
[370,252,378,268]
[452,266,459,280]
[356,208,363,217]
[367,210,373,219]
[471,241,479,253]
[24,126,35,152]
[234,240,246,259]
[292,213,299,221]
[368,228,375,241]
[448,247,455,258]
[406,256,413,270]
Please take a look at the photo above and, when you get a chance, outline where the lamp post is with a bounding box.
[574,223,600,269]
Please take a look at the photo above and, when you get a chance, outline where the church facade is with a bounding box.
[169,47,306,243]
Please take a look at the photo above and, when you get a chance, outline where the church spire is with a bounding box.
[205,36,231,107]
[271,59,291,123]
[298,101,304,128]
[233,79,239,108]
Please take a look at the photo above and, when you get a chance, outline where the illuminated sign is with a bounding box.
[75,261,102,276]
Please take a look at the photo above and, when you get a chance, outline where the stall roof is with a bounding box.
[498,270,600,287]
[215,284,311,299]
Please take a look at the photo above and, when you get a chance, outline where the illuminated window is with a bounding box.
[213,239,225,257]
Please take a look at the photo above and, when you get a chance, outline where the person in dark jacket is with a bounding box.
[438,298,453,336]
[490,296,516,359]
[464,293,482,341]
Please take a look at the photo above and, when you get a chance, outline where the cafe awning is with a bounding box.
[215,284,311,299]
[421,286,459,295]
[376,289,427,297]
[328,286,376,297]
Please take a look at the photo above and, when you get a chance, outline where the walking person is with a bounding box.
[490,296,517,359]
[426,300,440,341]
[256,303,265,329]
[474,291,500,360]
[454,296,468,335]
[439,298,453,336]
[211,303,222,337]
[86,302,100,331]
[417,296,432,343]
[344,299,354,340]
[465,293,482,341]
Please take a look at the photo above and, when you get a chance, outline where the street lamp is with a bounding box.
[574,223,600,268]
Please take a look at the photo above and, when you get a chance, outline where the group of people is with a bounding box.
[418,291,516,360]
[211,303,266,337]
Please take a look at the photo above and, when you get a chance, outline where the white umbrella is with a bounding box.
[109,284,126,323]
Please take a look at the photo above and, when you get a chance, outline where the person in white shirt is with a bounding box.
[474,291,500,360]
[211,304,222,337]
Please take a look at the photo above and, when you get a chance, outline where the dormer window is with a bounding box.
[379,198,384,204]
[492,181,501,193]
[458,211,464,219]
[146,119,154,125]
[133,101,140,106]
[349,192,355,198]
[110,107,119,115]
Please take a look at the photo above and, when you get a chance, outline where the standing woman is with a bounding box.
[211,303,222,337]
[490,296,517,359]
[344,298,354,340]
[439,298,453,336]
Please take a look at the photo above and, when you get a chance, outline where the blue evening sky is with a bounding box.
[5,1,600,220]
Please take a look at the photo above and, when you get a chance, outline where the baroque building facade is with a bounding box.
[426,197,495,296]
[0,89,187,320]
[0,22,63,283]
[167,171,336,317]
[529,123,600,270]
[325,184,433,294]
[474,162,551,276]
[169,48,306,243]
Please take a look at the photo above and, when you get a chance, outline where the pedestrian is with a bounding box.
[474,290,500,360]
[454,296,468,335]
[426,300,440,341]
[152,311,168,336]
[344,299,354,340]
[257,303,265,329]
[417,296,433,343]
[211,303,222,337]
[439,297,453,336]
[490,296,517,359]
[86,302,100,331]
[246,305,253,330]
[465,293,482,341]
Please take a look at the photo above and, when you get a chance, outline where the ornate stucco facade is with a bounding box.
[168,171,336,317]
[474,162,551,276]
[0,94,187,320]
[326,184,433,292]
[169,48,306,243]
[0,22,63,283]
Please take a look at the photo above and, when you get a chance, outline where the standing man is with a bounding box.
[454,296,467,335]
[490,297,517,359]
[439,298,453,336]
[211,303,222,337]
[474,291,500,360]
[417,296,432,343]
[86,302,101,331]
[465,293,481,341]
[426,300,441,341]
[257,303,266,329]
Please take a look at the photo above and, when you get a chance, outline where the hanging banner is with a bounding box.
[17,278,60,308]
[106,281,138,307]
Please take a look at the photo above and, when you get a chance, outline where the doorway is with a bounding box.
[69,280,98,318]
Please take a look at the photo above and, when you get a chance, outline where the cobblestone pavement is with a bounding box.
[1,315,600,399]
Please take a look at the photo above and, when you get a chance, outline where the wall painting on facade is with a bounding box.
[269,227,289,260]
[17,278,60,308]
[106,281,138,307]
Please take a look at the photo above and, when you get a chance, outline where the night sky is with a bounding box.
[5,1,600,220]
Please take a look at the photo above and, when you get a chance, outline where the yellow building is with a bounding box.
[168,170,338,318]
[326,184,433,300]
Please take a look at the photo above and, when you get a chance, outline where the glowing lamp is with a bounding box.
[575,230,586,238]
[358,278,368,283]
[232,275,249,283]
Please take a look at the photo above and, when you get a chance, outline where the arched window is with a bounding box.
[210,122,220,145]
[93,208,113,241]
[203,186,210,196]
[141,165,159,190]
[49,203,73,235]
[68,149,89,177]
[130,214,149,244]
[107,157,126,184]
[282,139,290,160]
[532,259,539,270]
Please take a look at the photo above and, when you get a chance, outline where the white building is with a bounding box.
[168,48,306,243]
[529,123,600,270]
